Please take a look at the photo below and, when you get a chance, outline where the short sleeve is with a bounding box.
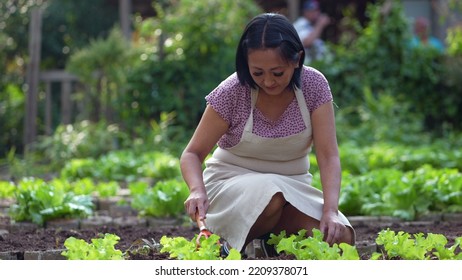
[301,66,333,112]
[205,73,249,125]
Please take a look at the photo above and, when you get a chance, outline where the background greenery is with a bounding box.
[0,1,461,221]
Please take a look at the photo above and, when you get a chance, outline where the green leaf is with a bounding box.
[160,234,241,260]
[62,234,123,260]
[271,228,359,260]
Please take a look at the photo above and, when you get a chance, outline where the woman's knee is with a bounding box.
[261,192,286,218]
[273,205,319,235]
[245,193,287,243]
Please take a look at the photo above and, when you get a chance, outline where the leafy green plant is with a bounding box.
[70,177,97,195]
[129,179,188,218]
[94,181,120,198]
[4,147,55,178]
[372,229,462,260]
[315,141,462,177]
[60,150,180,182]
[159,234,241,260]
[35,120,129,168]
[337,164,462,219]
[267,228,462,260]
[37,177,120,198]
[8,177,94,226]
[61,233,124,260]
[130,112,189,157]
[268,229,359,260]
[139,151,181,181]
[0,180,15,199]
[335,88,427,146]
[59,158,97,179]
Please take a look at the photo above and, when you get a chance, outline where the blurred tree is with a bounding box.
[314,0,462,133]
[41,0,119,69]
[66,27,133,123]
[0,0,119,155]
[0,0,43,156]
[122,0,262,130]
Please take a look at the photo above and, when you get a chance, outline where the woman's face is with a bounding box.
[248,48,298,96]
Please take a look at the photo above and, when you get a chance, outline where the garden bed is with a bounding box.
[1,214,461,260]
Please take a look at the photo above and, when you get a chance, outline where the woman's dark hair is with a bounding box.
[236,13,305,89]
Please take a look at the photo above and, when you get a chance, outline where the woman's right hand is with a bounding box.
[184,188,209,221]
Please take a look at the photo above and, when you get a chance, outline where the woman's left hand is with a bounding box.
[319,210,348,246]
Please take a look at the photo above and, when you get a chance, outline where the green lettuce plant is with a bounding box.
[372,229,462,260]
[62,233,124,260]
[60,150,180,182]
[0,180,15,199]
[129,179,188,218]
[160,234,241,260]
[9,177,94,226]
[268,229,359,260]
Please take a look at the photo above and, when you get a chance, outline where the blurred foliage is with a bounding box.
[4,120,129,178]
[133,111,189,157]
[34,120,130,165]
[443,24,462,112]
[5,112,187,178]
[66,28,134,123]
[314,0,462,136]
[0,0,118,156]
[0,0,42,84]
[40,0,119,69]
[446,25,462,56]
[314,0,412,103]
[129,179,189,218]
[335,87,429,146]
[122,0,262,129]
[2,0,462,180]
[0,0,41,156]
[59,150,180,183]
[0,84,25,156]
[338,165,462,220]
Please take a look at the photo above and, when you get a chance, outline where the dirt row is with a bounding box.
[1,212,461,260]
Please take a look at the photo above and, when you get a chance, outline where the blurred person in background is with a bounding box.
[410,16,445,53]
[293,0,331,64]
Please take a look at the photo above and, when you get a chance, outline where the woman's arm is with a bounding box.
[180,105,229,220]
[311,101,344,244]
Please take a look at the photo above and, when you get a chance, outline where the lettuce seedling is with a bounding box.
[268,229,359,260]
[373,228,462,260]
[62,233,124,260]
[160,234,241,260]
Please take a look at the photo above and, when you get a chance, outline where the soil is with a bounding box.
[1,215,461,260]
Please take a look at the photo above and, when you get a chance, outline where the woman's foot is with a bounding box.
[220,241,231,258]
[256,233,279,258]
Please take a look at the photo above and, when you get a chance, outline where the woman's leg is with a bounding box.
[272,204,319,236]
[244,197,354,250]
[273,204,354,245]
[244,192,286,246]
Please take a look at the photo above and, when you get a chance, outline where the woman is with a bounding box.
[180,13,355,255]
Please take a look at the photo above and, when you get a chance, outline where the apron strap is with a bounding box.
[294,86,311,129]
[243,87,258,133]
[245,86,312,132]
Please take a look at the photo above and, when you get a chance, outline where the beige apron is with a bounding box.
[203,86,353,251]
